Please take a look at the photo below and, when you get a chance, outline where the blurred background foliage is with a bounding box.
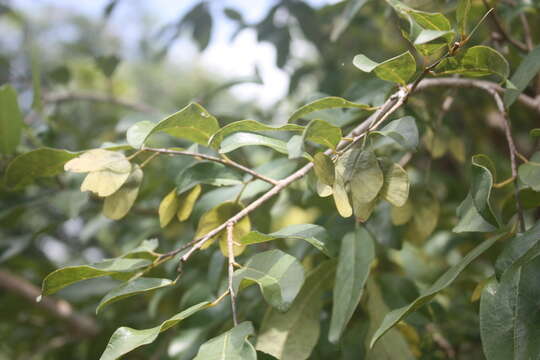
[0,0,539,359]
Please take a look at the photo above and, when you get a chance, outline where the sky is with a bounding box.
[11,0,339,106]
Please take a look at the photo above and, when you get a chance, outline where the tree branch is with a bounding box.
[226,222,239,326]
[43,91,158,114]
[0,269,99,337]
[141,147,279,186]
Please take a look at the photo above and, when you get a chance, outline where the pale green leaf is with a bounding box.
[313,152,335,187]
[159,188,179,228]
[347,149,383,203]
[518,161,540,191]
[288,96,372,123]
[353,51,416,85]
[193,322,256,360]
[80,169,131,197]
[177,184,202,221]
[391,200,413,225]
[126,121,155,149]
[64,149,131,174]
[303,119,342,149]
[380,160,409,207]
[103,165,143,220]
[333,152,353,217]
[372,116,418,150]
[233,249,305,311]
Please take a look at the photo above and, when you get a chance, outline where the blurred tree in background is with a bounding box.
[1,0,540,359]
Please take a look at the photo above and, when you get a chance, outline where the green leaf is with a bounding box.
[370,235,498,348]
[329,227,375,343]
[287,134,304,159]
[143,103,220,146]
[454,193,497,233]
[208,120,303,149]
[502,188,540,223]
[495,221,540,277]
[372,116,418,150]
[220,132,311,160]
[504,46,540,108]
[97,277,173,314]
[100,301,211,360]
[95,54,120,77]
[193,322,256,360]
[257,260,336,360]
[434,45,509,79]
[456,0,471,36]
[42,258,152,296]
[406,191,440,243]
[288,96,372,123]
[0,84,23,154]
[126,121,155,149]
[303,119,342,149]
[518,161,540,191]
[159,188,179,228]
[4,148,79,189]
[196,201,251,256]
[313,152,335,187]
[333,152,353,217]
[331,0,369,41]
[406,10,454,55]
[103,165,143,220]
[530,129,540,138]
[176,161,243,194]
[240,223,331,256]
[347,149,384,203]
[353,51,416,85]
[177,184,202,221]
[480,257,540,360]
[379,160,409,207]
[233,249,305,311]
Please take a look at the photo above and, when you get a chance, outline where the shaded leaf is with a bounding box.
[347,149,383,203]
[288,96,372,123]
[456,0,471,36]
[96,55,120,77]
[126,121,155,149]
[97,277,173,314]
[379,160,409,207]
[42,258,152,296]
[176,161,242,194]
[434,45,509,79]
[504,46,540,107]
[233,249,305,311]
[370,235,498,348]
[193,322,256,360]
[0,84,23,154]
[177,184,202,221]
[391,200,413,225]
[159,188,179,228]
[240,223,331,256]
[372,116,418,150]
[518,161,540,191]
[100,301,211,360]
[143,103,219,146]
[331,0,369,41]
[333,152,353,217]
[495,221,540,277]
[103,165,143,220]
[353,51,416,85]
[4,148,79,188]
[257,260,336,360]
[329,227,375,342]
[313,152,335,187]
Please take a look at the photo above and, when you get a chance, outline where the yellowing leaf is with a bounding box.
[103,166,143,220]
[177,184,202,222]
[159,189,179,228]
[333,152,353,217]
[380,161,409,207]
[80,169,131,197]
[391,200,413,225]
[65,149,131,174]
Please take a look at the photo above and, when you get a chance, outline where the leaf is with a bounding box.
[100,301,211,360]
[379,160,409,207]
[64,149,131,174]
[530,129,540,138]
[196,202,251,256]
[391,200,413,225]
[423,128,447,158]
[143,103,219,146]
[333,152,353,217]
[0,84,23,154]
[504,46,540,107]
[176,161,242,194]
[480,257,540,360]
[193,322,256,360]
[159,188,179,228]
[103,165,143,220]
[331,0,369,41]
[352,195,378,222]
[208,120,303,149]
[453,193,497,233]
[407,191,439,243]
[353,51,416,85]
[370,235,498,348]
[287,134,304,159]
[372,116,418,150]
[42,258,152,296]
[456,0,471,36]
[434,45,509,79]
[4,148,79,189]
[241,223,331,256]
[126,121,155,149]
[96,55,120,77]
[518,161,540,191]
[406,10,454,55]
[80,169,131,197]
[329,227,375,343]
[257,260,336,360]
[97,277,173,314]
[177,184,202,221]
[347,149,384,203]
[313,152,335,187]
[288,96,372,123]
[303,119,342,149]
[495,221,540,277]
[220,132,312,159]
[233,249,305,312]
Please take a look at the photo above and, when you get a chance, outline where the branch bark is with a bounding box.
[0,269,99,337]
[226,222,239,326]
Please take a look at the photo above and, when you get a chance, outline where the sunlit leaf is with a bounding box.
[288,96,372,123]
[177,184,202,221]
[64,149,131,174]
[233,249,305,311]
[370,235,498,348]
[434,45,509,79]
[220,132,289,156]
[42,258,152,296]
[0,84,23,154]
[126,121,155,149]
[353,51,416,85]
[159,188,179,228]
[100,301,211,360]
[96,277,173,314]
[329,227,375,343]
[103,165,143,220]
[303,119,342,149]
[456,0,471,36]
[193,322,256,360]
[80,169,131,197]
[379,160,409,207]
[333,151,353,217]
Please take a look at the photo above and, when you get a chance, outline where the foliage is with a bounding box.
[1,0,540,359]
